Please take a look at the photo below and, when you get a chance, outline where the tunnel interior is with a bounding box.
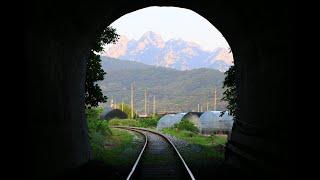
[26,0,292,179]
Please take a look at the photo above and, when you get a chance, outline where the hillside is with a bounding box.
[101,56,153,71]
[99,57,228,113]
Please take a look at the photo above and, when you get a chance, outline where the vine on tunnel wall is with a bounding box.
[221,63,237,117]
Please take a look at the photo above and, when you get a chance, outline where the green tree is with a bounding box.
[85,27,119,108]
[221,64,237,117]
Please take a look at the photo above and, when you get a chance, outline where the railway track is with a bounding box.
[113,127,195,180]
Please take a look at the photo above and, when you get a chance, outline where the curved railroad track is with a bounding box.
[112,127,195,180]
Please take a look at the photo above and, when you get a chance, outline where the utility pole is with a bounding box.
[153,96,156,117]
[131,83,134,118]
[213,87,217,111]
[206,98,209,111]
[144,88,147,116]
[133,81,136,118]
[121,98,124,111]
[198,104,200,112]
[110,96,113,109]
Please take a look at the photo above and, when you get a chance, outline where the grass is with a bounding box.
[99,112,227,162]
[108,119,140,127]
[86,108,144,166]
[108,117,227,159]
[162,128,227,146]
[101,128,144,166]
[161,127,229,178]
[87,108,228,178]
[162,128,227,159]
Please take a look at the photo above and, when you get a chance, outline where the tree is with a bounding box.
[221,64,237,117]
[85,27,119,108]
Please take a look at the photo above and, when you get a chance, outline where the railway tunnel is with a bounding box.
[26,0,293,179]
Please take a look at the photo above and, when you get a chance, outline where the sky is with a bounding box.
[107,6,230,51]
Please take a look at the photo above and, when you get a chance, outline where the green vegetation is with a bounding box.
[86,108,112,160]
[163,127,227,178]
[108,119,140,127]
[221,64,237,117]
[86,108,144,165]
[86,107,104,120]
[173,120,199,133]
[108,116,160,129]
[137,116,160,128]
[106,117,226,164]
[100,57,228,111]
[85,27,119,108]
[162,127,227,159]
[87,106,226,165]
[162,128,227,147]
[100,128,143,165]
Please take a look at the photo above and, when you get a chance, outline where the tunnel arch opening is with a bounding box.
[27,1,291,179]
[89,6,233,178]
[98,5,234,116]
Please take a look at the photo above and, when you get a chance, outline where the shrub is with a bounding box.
[88,119,112,137]
[86,107,112,160]
[108,116,160,128]
[137,117,159,128]
[86,107,104,122]
[174,120,199,133]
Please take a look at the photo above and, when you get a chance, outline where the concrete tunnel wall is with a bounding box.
[26,0,292,178]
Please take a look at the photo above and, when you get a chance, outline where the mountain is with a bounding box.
[102,31,233,72]
[101,56,153,71]
[99,57,228,113]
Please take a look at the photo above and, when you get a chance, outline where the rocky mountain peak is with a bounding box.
[103,32,233,72]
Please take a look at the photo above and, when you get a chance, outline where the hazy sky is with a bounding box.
[107,6,230,51]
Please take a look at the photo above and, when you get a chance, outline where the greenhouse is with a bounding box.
[181,112,203,128]
[100,107,128,120]
[156,113,187,130]
[199,111,234,134]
